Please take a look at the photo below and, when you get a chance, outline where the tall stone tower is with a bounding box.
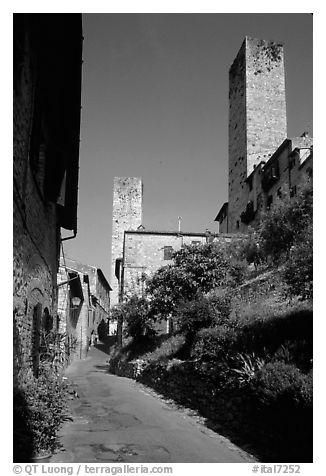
[228,36,287,233]
[111,177,143,307]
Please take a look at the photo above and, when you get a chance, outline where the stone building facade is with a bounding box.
[216,36,312,233]
[57,257,111,361]
[13,14,83,376]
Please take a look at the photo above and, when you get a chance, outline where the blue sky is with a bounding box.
[62,13,313,281]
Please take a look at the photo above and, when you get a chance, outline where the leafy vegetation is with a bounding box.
[258,180,312,265]
[109,180,313,461]
[111,295,155,338]
[14,363,69,460]
[13,331,73,461]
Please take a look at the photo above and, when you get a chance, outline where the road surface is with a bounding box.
[50,346,255,463]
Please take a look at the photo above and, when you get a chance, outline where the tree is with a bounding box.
[111,296,154,339]
[146,265,195,319]
[146,242,246,320]
[235,226,265,269]
[258,181,312,264]
[283,223,313,300]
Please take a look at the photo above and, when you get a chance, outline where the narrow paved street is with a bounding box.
[50,346,254,463]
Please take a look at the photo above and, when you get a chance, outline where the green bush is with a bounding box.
[272,340,312,373]
[225,257,248,286]
[111,295,154,338]
[205,288,233,325]
[283,224,312,300]
[248,361,312,462]
[141,334,187,363]
[230,352,266,386]
[191,325,238,362]
[235,304,312,360]
[175,296,215,334]
[14,363,69,459]
[258,181,312,264]
[191,300,312,373]
[235,227,265,269]
[250,361,312,408]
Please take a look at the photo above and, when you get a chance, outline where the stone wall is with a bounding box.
[13,34,60,374]
[228,37,287,233]
[13,14,82,376]
[111,177,143,307]
[228,39,248,234]
[246,38,287,173]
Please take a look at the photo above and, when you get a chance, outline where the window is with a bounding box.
[42,307,53,333]
[163,246,173,260]
[290,185,297,197]
[32,303,42,377]
[236,220,240,229]
[289,157,296,170]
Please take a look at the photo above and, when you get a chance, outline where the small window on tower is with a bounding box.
[290,185,297,197]
[163,246,174,260]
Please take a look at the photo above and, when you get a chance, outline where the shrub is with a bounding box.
[238,304,312,357]
[283,224,312,300]
[191,325,238,362]
[205,288,233,325]
[175,296,215,334]
[299,369,313,409]
[249,361,313,462]
[225,257,248,286]
[230,352,266,386]
[111,295,154,338]
[14,363,69,459]
[250,361,311,408]
[235,227,265,269]
[258,181,312,264]
[39,330,77,371]
[272,340,312,373]
[141,334,187,363]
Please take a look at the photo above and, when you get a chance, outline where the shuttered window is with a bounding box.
[163,246,173,260]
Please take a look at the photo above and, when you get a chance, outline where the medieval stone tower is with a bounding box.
[111,177,143,307]
[228,36,287,233]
